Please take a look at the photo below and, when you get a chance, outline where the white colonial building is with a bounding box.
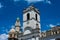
[8,5,60,40]
[8,5,41,40]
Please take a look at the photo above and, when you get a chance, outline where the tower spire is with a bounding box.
[15,17,20,26]
[15,17,21,32]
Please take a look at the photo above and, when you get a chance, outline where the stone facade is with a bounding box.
[40,25,60,40]
[8,5,41,40]
[8,5,60,40]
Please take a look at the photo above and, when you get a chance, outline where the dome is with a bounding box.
[17,17,20,20]
[10,28,15,33]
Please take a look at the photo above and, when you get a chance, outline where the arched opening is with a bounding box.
[35,14,37,20]
[24,27,32,32]
[27,13,30,20]
[24,30,31,35]
[10,34,12,37]
[55,31,57,34]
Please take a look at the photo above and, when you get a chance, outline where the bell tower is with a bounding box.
[23,5,41,35]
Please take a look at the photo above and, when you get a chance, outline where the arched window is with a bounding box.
[27,13,30,20]
[55,31,57,34]
[35,14,37,20]
[10,34,12,37]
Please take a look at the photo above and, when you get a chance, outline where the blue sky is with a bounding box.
[0,0,60,40]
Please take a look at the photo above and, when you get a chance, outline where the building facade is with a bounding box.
[8,5,60,40]
[8,5,41,40]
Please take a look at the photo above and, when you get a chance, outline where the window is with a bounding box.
[10,34,12,37]
[27,13,30,20]
[36,14,37,20]
[55,31,57,34]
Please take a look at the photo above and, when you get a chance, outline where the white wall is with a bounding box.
[23,19,40,30]
[23,10,40,31]
[23,10,40,22]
